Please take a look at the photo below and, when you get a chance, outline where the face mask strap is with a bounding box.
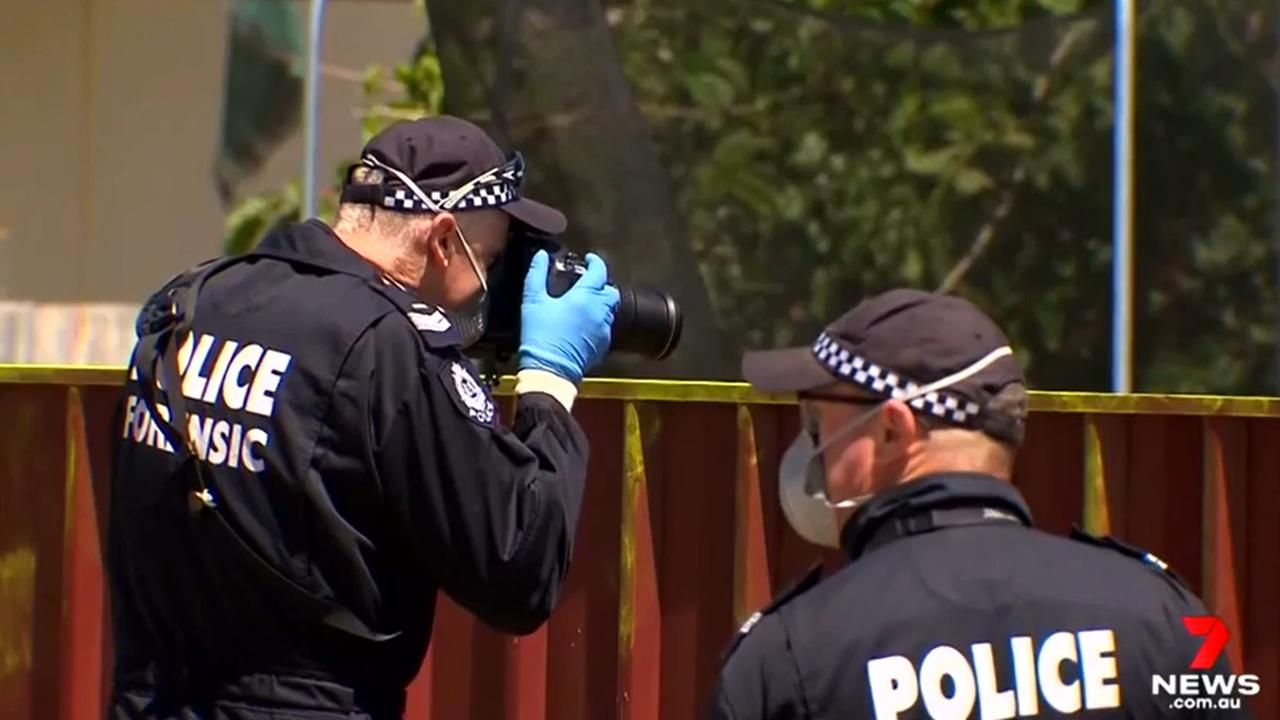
[829,494,869,509]
[441,164,506,209]
[815,345,1014,453]
[453,224,488,295]
[900,345,1013,404]
[364,155,489,295]
[362,153,522,213]
[806,345,1015,509]
[363,155,443,212]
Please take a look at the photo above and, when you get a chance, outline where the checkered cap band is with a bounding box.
[811,333,982,426]
[370,153,525,213]
[381,181,519,212]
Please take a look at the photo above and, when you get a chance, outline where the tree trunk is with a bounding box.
[426,0,731,379]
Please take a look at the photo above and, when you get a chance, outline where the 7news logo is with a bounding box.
[1151,616,1259,711]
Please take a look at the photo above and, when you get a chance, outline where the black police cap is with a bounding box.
[742,288,1027,442]
[341,116,567,235]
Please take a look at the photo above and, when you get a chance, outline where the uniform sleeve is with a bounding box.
[707,614,807,720]
[367,316,589,636]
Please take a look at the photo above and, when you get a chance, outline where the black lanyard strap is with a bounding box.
[897,505,1022,535]
[130,254,399,645]
[863,505,1024,555]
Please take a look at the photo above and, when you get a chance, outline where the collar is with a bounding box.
[254,219,385,282]
[838,472,1032,561]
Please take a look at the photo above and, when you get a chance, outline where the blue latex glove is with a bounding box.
[518,251,621,384]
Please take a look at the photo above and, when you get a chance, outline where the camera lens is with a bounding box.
[610,286,683,360]
[484,243,685,362]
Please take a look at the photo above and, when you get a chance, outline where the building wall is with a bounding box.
[0,0,423,306]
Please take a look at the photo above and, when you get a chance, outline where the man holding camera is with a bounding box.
[108,116,619,719]
[709,289,1244,719]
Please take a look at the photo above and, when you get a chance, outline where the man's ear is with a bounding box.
[423,212,458,269]
[880,399,919,447]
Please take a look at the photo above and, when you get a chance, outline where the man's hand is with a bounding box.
[518,250,620,385]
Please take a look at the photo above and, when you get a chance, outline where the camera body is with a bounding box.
[469,225,683,364]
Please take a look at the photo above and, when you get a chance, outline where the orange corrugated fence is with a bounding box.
[0,368,1276,719]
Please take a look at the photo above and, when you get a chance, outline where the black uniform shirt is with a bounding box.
[107,221,588,706]
[297,276,588,677]
[709,473,1247,720]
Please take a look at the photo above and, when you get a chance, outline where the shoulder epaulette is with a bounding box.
[357,271,463,349]
[404,302,462,349]
[1069,525,1191,594]
[373,282,462,350]
[720,563,824,664]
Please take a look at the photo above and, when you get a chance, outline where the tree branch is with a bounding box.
[936,21,1093,294]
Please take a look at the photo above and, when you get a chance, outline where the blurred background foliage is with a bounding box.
[222,44,447,256]
[223,0,1280,393]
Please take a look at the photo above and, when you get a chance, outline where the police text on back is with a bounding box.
[122,332,293,473]
[868,630,1120,719]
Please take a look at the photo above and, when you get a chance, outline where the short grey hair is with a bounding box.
[333,166,423,239]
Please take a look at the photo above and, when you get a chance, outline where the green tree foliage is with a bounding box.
[607,0,1277,391]
[609,0,1118,388]
[224,0,1279,393]
[1128,0,1278,393]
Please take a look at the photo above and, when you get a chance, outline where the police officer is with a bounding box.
[709,289,1249,719]
[107,116,620,718]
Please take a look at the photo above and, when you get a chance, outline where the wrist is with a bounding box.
[515,369,579,411]
[517,345,584,385]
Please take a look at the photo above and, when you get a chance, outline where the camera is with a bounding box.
[469,226,683,364]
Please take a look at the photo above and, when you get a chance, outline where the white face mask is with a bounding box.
[777,406,878,548]
[778,345,1014,549]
